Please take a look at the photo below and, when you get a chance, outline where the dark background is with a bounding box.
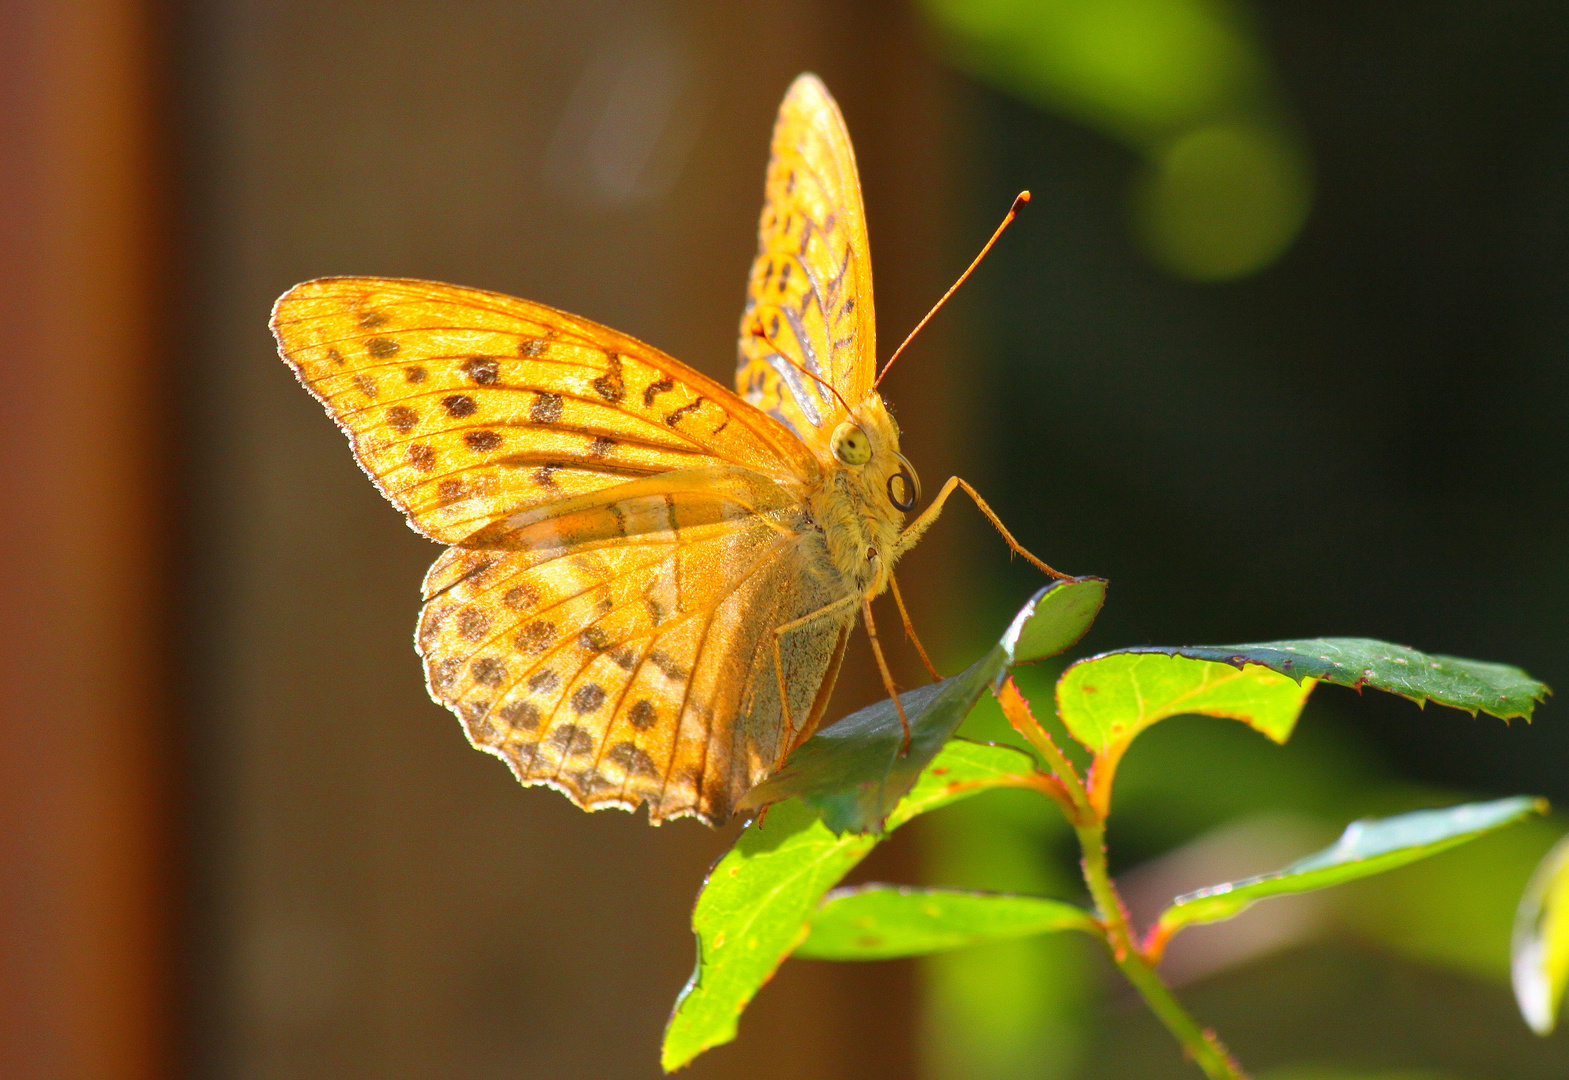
[2,2,1565,1078]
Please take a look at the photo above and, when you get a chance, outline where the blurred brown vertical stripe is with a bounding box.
[0,2,173,1079]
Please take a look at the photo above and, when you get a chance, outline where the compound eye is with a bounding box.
[830,422,872,465]
[886,467,918,512]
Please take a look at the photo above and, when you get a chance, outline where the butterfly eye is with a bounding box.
[886,467,918,512]
[830,421,872,465]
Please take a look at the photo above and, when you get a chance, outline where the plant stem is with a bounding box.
[996,677,1249,1078]
[1074,816,1250,1080]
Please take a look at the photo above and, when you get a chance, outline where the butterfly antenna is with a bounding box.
[748,321,855,415]
[874,191,1030,390]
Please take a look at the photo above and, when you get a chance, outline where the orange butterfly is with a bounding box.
[271,74,1060,825]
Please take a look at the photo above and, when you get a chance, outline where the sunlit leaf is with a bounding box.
[1155,797,1545,940]
[1055,652,1313,774]
[797,885,1096,960]
[1513,832,1569,1035]
[661,740,1039,1071]
[1122,639,1549,722]
[738,577,1105,834]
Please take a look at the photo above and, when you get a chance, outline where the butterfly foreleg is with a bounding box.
[859,598,913,752]
[770,593,858,742]
[887,572,942,683]
[894,476,1071,580]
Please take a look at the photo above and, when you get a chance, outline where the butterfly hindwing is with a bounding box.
[416,470,854,824]
[273,276,816,543]
[736,73,876,441]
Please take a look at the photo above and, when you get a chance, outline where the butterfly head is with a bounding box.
[828,394,921,517]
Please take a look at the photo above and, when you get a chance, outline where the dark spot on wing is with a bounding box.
[431,658,460,690]
[549,723,596,755]
[519,337,548,357]
[464,430,502,452]
[515,620,556,654]
[352,374,377,399]
[407,444,436,471]
[628,699,657,729]
[570,683,606,715]
[533,463,559,489]
[664,399,704,427]
[358,311,388,328]
[443,394,477,418]
[592,353,625,403]
[649,650,687,682]
[456,609,491,641]
[387,405,418,433]
[461,357,499,385]
[470,657,506,687]
[607,741,659,777]
[437,479,464,503]
[510,741,541,768]
[404,365,427,383]
[530,392,562,423]
[588,436,615,458]
[642,377,675,406]
[578,627,610,652]
[503,584,539,609]
[498,700,541,731]
[608,647,635,670]
[527,669,558,694]
[366,337,399,358]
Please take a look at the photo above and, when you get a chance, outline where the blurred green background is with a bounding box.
[5,1,1566,1078]
[913,2,1569,1077]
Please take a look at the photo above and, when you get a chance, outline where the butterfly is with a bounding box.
[271,73,1059,826]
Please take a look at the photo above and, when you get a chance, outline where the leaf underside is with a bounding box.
[797,884,1096,960]
[1159,796,1546,935]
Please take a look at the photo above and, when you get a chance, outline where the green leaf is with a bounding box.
[1004,575,1108,665]
[1156,796,1546,939]
[1056,652,1314,765]
[797,885,1096,960]
[1513,831,1569,1034]
[737,577,1105,834]
[662,739,1039,1071]
[1121,639,1550,721]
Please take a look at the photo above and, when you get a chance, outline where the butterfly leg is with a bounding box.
[861,598,914,753]
[895,476,1071,580]
[887,572,942,683]
[770,593,858,742]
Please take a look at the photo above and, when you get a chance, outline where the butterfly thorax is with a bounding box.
[806,394,913,600]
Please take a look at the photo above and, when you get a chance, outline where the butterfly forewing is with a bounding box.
[736,73,876,441]
[416,473,854,823]
[273,277,815,543]
[271,274,860,824]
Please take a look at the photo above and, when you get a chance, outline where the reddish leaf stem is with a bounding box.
[994,678,1251,1080]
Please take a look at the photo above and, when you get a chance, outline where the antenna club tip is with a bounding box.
[1012,191,1031,211]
